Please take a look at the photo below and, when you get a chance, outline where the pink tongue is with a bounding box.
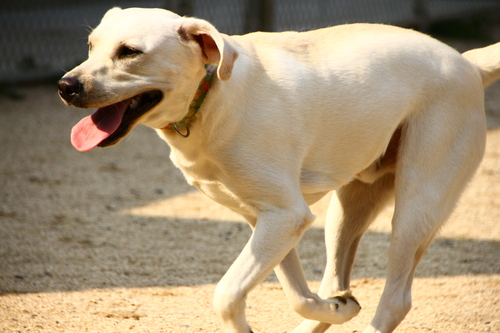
[71,99,132,152]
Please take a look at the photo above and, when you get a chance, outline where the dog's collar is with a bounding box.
[161,65,217,137]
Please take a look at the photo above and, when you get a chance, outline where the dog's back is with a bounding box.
[220,24,484,192]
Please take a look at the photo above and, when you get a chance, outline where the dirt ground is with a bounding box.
[1,45,500,332]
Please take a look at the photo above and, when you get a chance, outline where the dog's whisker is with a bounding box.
[82,21,94,35]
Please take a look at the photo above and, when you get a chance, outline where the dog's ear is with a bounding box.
[178,18,238,81]
[101,7,122,22]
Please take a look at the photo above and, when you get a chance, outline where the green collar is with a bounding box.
[161,65,217,137]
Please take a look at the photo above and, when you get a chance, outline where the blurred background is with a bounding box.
[1,3,499,332]
[1,0,500,84]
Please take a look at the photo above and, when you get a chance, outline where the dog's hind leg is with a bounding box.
[364,101,486,332]
[291,175,395,333]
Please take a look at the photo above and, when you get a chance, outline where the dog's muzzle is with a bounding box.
[58,75,163,152]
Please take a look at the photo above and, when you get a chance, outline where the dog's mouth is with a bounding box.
[70,90,163,152]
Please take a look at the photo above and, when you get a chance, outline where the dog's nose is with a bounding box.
[58,76,83,102]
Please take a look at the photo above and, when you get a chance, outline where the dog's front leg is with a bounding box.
[274,248,361,325]
[213,208,313,333]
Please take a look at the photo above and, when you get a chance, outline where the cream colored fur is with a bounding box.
[59,7,500,333]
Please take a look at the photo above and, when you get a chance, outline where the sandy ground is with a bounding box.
[1,50,500,332]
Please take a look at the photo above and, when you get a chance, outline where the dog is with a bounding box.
[58,7,500,333]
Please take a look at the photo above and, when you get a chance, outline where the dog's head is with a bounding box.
[58,7,238,151]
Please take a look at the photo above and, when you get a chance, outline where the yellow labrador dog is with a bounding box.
[58,7,500,333]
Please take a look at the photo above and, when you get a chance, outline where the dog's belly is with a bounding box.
[300,170,343,202]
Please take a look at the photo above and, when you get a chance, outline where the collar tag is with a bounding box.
[205,64,217,76]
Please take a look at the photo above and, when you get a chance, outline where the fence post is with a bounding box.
[164,0,193,16]
[245,0,274,33]
[413,0,429,31]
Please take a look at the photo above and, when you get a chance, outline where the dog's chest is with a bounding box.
[191,179,256,219]
[169,149,256,219]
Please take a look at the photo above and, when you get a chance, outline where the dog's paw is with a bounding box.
[328,290,361,323]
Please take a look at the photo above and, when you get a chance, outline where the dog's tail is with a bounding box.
[463,42,500,88]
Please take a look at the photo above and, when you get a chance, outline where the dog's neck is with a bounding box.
[161,65,217,137]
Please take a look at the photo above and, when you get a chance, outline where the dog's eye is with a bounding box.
[117,45,143,59]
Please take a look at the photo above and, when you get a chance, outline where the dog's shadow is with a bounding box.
[1,214,498,295]
[299,227,500,281]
